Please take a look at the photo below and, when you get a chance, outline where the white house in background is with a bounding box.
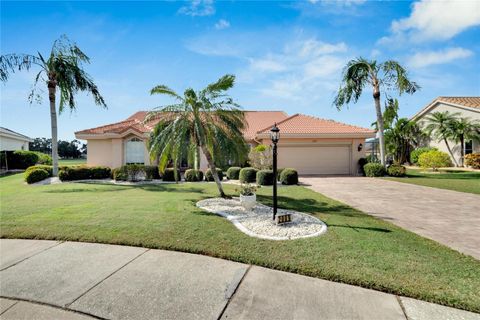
[411,97,480,165]
[0,127,33,151]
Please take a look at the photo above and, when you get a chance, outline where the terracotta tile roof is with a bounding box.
[257,114,374,135]
[75,110,373,138]
[436,97,480,109]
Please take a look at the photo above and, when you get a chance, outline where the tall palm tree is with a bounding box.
[0,35,106,175]
[147,74,248,197]
[424,111,459,167]
[333,58,419,166]
[449,117,480,167]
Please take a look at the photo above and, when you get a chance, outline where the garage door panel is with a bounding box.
[278,146,351,175]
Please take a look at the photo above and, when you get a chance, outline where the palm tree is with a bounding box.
[424,111,459,167]
[0,35,106,175]
[385,118,423,164]
[449,117,480,167]
[333,58,419,166]
[147,74,248,197]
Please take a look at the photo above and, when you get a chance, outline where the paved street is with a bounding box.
[302,177,480,259]
[1,239,479,320]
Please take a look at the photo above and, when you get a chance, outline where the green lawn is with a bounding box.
[1,174,479,312]
[58,158,86,166]
[384,168,480,195]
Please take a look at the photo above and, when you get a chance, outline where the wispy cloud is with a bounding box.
[214,19,230,30]
[380,0,480,44]
[407,47,473,68]
[178,0,215,17]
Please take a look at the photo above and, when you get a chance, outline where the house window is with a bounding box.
[465,140,473,155]
[125,137,144,164]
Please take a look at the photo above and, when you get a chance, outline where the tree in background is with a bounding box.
[0,35,106,175]
[147,74,248,197]
[424,111,459,167]
[29,138,52,154]
[334,58,419,166]
[30,138,84,159]
[449,117,480,167]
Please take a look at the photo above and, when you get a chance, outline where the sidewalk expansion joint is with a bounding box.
[396,295,409,320]
[216,264,252,320]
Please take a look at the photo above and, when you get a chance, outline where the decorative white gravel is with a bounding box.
[196,198,327,240]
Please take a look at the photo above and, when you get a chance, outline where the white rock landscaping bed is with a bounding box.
[196,198,327,240]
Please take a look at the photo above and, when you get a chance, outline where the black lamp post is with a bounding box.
[270,123,280,220]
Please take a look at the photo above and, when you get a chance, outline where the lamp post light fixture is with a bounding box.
[270,123,280,221]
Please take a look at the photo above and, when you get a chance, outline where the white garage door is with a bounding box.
[278,145,351,175]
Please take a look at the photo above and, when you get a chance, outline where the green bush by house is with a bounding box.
[25,165,54,178]
[226,167,241,180]
[387,164,406,177]
[418,150,452,171]
[24,168,50,184]
[162,168,180,181]
[465,153,480,169]
[411,147,437,165]
[239,167,257,183]
[279,168,298,185]
[0,151,39,169]
[277,168,285,181]
[185,169,204,182]
[145,165,161,180]
[32,152,52,165]
[256,170,275,186]
[205,168,223,181]
[59,166,111,181]
[364,163,385,177]
[112,165,160,181]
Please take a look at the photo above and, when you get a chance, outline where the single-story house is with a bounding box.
[0,127,33,151]
[411,97,480,164]
[75,111,375,175]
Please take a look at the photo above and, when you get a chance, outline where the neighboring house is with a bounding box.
[0,127,33,151]
[411,97,480,164]
[75,111,375,175]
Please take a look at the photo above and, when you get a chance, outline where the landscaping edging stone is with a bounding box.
[196,198,327,240]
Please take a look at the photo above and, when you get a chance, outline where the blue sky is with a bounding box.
[1,0,479,140]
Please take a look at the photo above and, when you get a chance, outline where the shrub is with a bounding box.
[465,153,480,169]
[33,152,52,165]
[365,154,379,164]
[248,144,272,170]
[410,147,437,165]
[277,168,285,181]
[59,166,111,181]
[364,163,385,177]
[279,168,298,185]
[25,168,49,184]
[256,170,274,186]
[123,164,144,181]
[25,165,53,177]
[144,165,160,180]
[112,167,128,181]
[387,164,406,177]
[0,150,39,169]
[205,168,223,181]
[239,167,257,183]
[226,167,241,180]
[162,168,180,181]
[185,169,204,182]
[418,150,452,171]
[358,158,368,176]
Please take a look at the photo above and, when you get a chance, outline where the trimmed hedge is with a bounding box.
[25,168,49,184]
[205,168,223,182]
[185,169,204,182]
[465,153,480,169]
[25,165,53,178]
[0,150,39,169]
[256,170,274,186]
[33,152,52,165]
[145,165,160,180]
[411,147,437,165]
[387,164,406,177]
[226,167,241,180]
[364,163,385,177]
[59,166,111,181]
[277,168,285,181]
[279,168,298,185]
[162,168,180,181]
[239,167,257,183]
[418,150,452,171]
[112,165,160,181]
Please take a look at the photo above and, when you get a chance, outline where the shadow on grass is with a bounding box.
[327,224,392,233]
[43,183,206,194]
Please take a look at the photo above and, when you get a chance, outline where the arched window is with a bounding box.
[125,137,144,164]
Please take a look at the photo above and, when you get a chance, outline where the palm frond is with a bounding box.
[150,85,183,101]
[333,57,373,109]
[381,60,420,95]
[0,53,42,82]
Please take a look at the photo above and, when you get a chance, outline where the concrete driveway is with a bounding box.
[301,177,480,260]
[1,239,479,320]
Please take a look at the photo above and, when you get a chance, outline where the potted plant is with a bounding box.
[238,183,257,211]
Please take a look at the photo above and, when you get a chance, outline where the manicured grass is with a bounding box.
[58,158,86,166]
[1,174,479,312]
[384,168,480,195]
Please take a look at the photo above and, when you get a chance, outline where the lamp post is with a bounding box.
[270,123,280,221]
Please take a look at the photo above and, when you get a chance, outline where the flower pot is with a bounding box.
[240,194,256,211]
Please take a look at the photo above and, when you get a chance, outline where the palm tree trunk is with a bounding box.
[460,135,465,167]
[48,81,59,176]
[200,144,226,198]
[443,138,459,167]
[373,87,386,166]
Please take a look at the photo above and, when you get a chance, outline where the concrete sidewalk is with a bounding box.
[1,239,478,320]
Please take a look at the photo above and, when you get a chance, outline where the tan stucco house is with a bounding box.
[411,97,480,165]
[0,127,33,151]
[75,111,375,175]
